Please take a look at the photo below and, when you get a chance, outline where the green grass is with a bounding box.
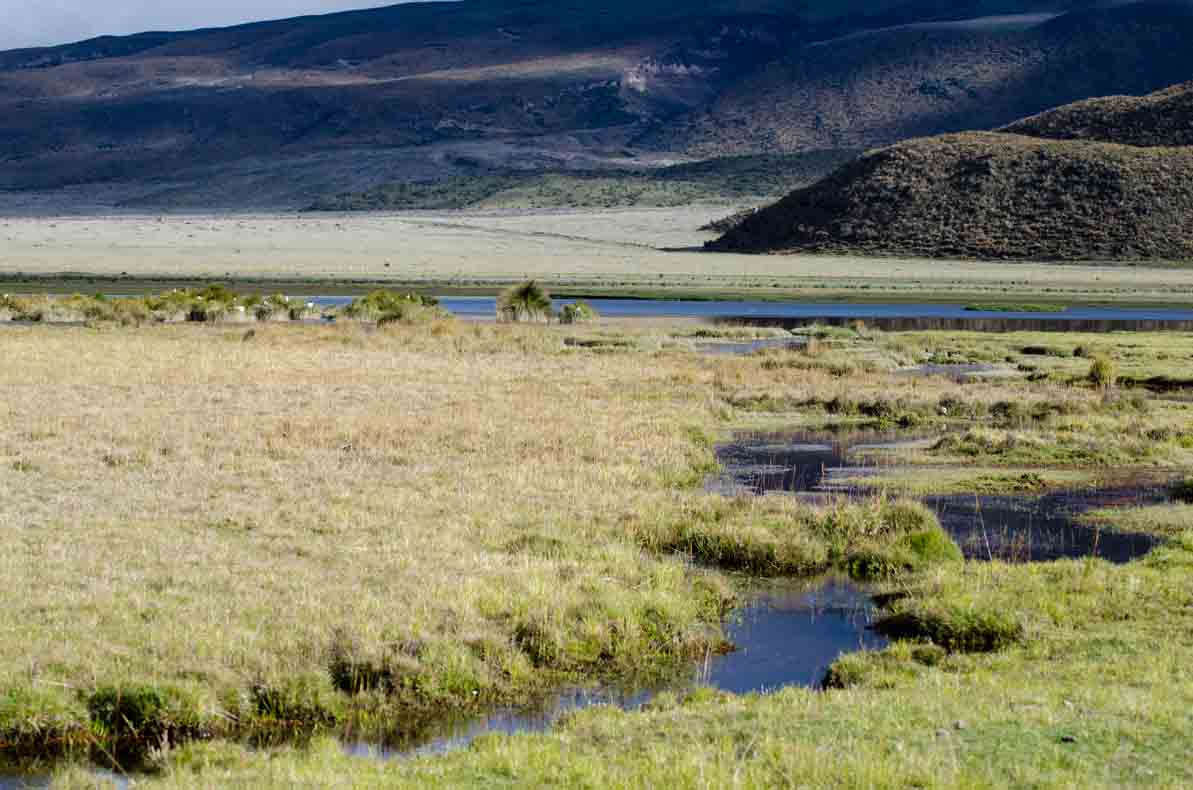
[341,290,447,323]
[1078,503,1193,537]
[57,535,1193,789]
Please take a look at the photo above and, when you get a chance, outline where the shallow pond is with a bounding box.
[713,428,1161,563]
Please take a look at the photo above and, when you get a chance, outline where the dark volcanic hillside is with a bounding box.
[4,0,1193,209]
[710,82,1193,261]
[654,1,1193,155]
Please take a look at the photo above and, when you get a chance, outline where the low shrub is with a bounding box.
[558,301,600,325]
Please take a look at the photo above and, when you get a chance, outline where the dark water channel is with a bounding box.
[344,576,884,760]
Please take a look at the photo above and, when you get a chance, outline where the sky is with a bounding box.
[0,1,419,51]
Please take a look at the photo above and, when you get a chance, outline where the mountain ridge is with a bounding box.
[4,1,1193,209]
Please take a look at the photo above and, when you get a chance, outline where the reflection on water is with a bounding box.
[0,768,128,790]
[925,490,1158,564]
[0,777,50,790]
[706,578,884,694]
[710,428,935,496]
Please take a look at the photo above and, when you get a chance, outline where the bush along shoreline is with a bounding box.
[0,289,456,327]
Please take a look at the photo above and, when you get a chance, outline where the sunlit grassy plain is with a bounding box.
[0,314,1190,787]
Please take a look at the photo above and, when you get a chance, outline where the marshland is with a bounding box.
[8,0,1193,785]
[0,284,1190,787]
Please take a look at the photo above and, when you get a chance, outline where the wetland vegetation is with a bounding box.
[0,311,1190,787]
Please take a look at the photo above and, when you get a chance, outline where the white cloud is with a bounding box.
[0,1,414,51]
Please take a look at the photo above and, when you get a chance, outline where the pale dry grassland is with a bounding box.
[4,210,1193,303]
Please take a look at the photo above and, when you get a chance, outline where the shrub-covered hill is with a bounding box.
[1004,81,1193,147]
[708,131,1193,261]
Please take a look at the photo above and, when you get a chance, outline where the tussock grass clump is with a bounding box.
[0,288,328,326]
[249,674,343,726]
[1079,502,1193,537]
[0,293,152,325]
[872,607,1023,653]
[498,281,552,323]
[0,293,20,319]
[252,294,317,322]
[1088,354,1118,390]
[638,497,959,579]
[678,326,792,341]
[0,687,89,758]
